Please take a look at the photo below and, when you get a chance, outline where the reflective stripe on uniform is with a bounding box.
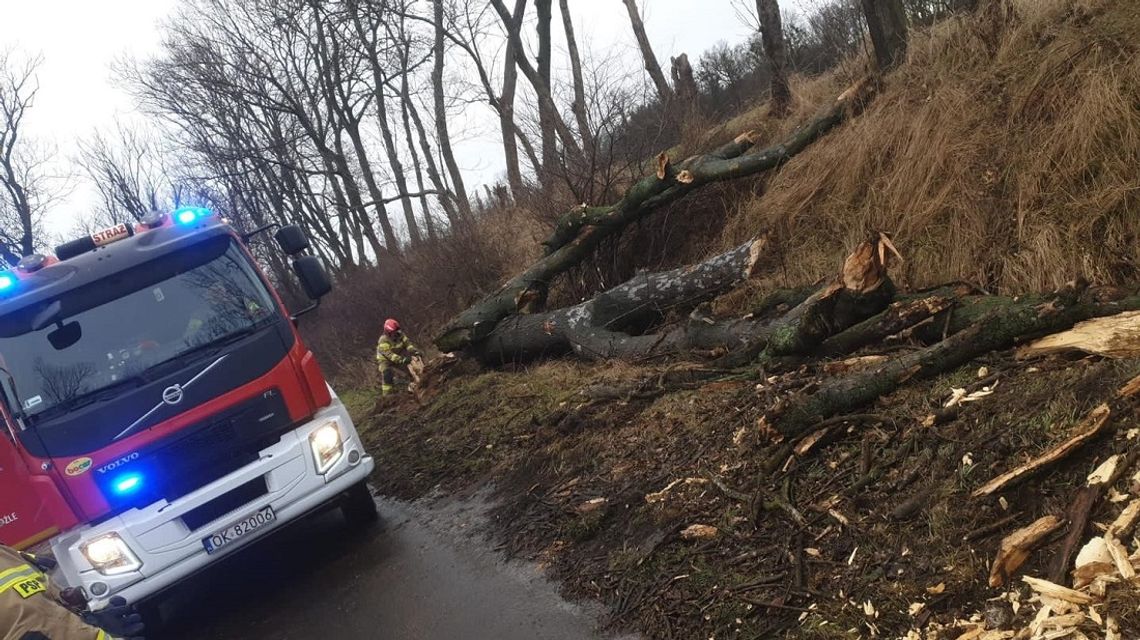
[0,564,46,598]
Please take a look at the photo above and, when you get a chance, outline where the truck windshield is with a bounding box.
[0,236,278,421]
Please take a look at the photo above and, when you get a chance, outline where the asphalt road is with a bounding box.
[157,491,625,640]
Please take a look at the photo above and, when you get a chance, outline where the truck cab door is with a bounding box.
[0,432,76,549]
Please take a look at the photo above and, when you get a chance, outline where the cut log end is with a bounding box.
[655,152,671,180]
[675,169,695,184]
[742,236,769,279]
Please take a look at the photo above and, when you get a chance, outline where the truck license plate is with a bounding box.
[202,506,276,554]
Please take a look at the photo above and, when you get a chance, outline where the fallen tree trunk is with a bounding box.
[472,235,895,365]
[472,236,772,364]
[763,283,1140,438]
[435,79,877,353]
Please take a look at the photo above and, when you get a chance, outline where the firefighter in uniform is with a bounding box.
[375,319,421,396]
[0,545,144,639]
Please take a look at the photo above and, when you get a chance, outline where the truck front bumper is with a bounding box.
[50,398,374,610]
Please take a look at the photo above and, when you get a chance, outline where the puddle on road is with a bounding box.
[158,486,638,640]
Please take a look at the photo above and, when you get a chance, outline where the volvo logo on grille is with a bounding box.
[162,384,184,405]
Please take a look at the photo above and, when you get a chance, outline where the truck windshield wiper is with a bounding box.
[146,322,268,374]
[30,375,150,423]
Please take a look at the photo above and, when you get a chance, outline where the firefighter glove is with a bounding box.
[82,596,146,640]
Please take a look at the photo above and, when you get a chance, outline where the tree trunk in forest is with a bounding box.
[621,0,674,106]
[755,0,792,116]
[535,0,557,186]
[434,78,876,353]
[501,0,527,197]
[489,0,585,166]
[406,90,460,227]
[860,0,909,70]
[559,0,594,154]
[432,0,472,222]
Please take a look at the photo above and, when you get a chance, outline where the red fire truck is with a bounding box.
[0,207,376,613]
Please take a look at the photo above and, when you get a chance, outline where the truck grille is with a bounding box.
[181,476,269,531]
[94,389,295,513]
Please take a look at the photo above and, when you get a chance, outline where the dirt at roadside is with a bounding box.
[352,353,1140,639]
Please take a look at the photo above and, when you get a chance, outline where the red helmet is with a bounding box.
[383,318,400,334]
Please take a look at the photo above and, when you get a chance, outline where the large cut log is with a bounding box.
[435,79,877,353]
[471,236,772,364]
[472,235,894,365]
[763,283,1140,438]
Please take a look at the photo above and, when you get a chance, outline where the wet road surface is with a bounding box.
[158,490,628,640]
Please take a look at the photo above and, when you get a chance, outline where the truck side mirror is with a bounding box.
[293,256,332,301]
[274,225,310,256]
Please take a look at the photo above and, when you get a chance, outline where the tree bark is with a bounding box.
[621,0,674,106]
[860,0,909,71]
[434,78,876,353]
[559,0,594,154]
[755,0,792,116]
[432,0,473,222]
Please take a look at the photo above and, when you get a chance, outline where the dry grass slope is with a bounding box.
[723,0,1140,296]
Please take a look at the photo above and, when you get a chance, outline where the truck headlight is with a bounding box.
[309,422,343,474]
[80,533,141,576]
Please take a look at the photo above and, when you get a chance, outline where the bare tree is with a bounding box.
[558,0,594,153]
[861,0,909,70]
[620,0,674,106]
[431,0,473,222]
[755,0,792,115]
[78,122,173,224]
[0,50,57,263]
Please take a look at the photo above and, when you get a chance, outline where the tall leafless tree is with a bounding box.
[0,50,57,263]
[431,0,473,222]
[558,0,594,154]
[620,0,674,106]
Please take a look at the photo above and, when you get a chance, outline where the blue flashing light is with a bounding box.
[173,207,211,225]
[113,473,143,494]
[0,273,14,291]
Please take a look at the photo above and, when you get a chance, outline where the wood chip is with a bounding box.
[988,515,1064,587]
[1087,455,1120,486]
[680,524,719,540]
[795,428,829,456]
[1105,615,1120,640]
[1107,498,1140,538]
[1103,535,1135,579]
[925,582,945,594]
[1040,612,1087,629]
[973,405,1112,498]
[1072,537,1115,589]
[1022,576,1096,605]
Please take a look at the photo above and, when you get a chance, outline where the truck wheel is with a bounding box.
[341,481,379,527]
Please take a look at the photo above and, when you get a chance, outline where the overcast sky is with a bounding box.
[0,0,781,240]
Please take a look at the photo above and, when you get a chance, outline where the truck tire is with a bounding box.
[341,481,379,527]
